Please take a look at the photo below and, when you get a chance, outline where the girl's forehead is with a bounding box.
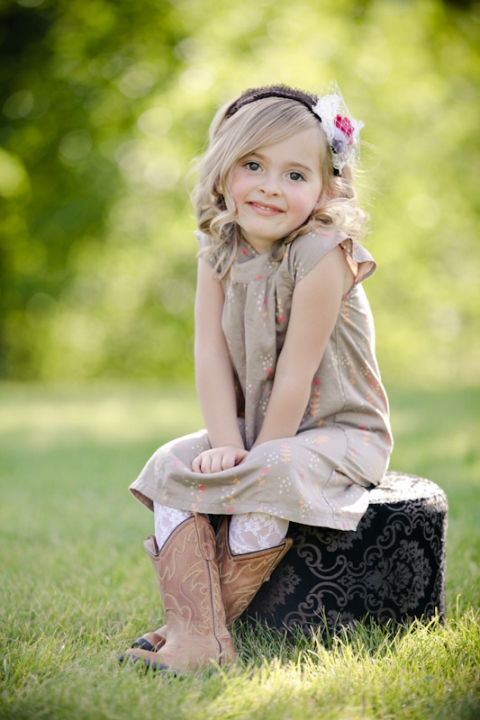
[244,128,324,160]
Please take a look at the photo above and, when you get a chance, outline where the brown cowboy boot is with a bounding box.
[131,516,292,652]
[121,514,236,673]
[215,516,293,622]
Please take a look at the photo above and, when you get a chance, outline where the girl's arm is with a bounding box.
[192,258,248,473]
[253,245,352,448]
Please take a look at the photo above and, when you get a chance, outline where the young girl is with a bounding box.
[121,83,393,674]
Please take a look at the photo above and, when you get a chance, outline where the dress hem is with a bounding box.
[129,486,368,533]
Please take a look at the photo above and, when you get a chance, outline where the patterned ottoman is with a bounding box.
[243,472,448,633]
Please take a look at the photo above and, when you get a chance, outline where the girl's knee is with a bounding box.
[229,511,289,555]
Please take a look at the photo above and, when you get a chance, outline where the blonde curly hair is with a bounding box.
[193,86,367,278]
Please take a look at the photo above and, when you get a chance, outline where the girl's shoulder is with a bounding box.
[284,230,376,286]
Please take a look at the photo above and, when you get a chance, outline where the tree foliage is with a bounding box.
[1,0,479,385]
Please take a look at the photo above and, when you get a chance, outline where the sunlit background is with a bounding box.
[1,0,479,387]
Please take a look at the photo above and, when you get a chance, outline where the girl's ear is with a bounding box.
[314,187,329,211]
[318,178,339,206]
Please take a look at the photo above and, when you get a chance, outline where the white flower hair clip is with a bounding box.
[312,83,364,175]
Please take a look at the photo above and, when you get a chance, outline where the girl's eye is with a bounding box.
[288,171,305,182]
[244,161,261,171]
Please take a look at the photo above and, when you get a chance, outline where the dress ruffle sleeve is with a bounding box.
[195,230,218,269]
[338,237,376,286]
[282,230,376,288]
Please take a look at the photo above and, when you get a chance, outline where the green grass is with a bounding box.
[0,383,479,720]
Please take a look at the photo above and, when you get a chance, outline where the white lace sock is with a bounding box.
[153,502,191,551]
[229,512,289,556]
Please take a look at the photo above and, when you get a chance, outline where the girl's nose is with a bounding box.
[259,172,280,195]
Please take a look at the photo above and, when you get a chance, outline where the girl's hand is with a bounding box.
[191,445,248,474]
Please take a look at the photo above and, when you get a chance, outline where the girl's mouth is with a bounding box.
[247,202,284,215]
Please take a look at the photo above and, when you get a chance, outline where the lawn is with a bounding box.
[0,383,479,720]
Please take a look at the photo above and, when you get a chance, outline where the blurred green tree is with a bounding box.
[0,0,479,385]
[0,0,199,380]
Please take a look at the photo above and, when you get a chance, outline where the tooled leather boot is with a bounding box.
[121,514,236,673]
[215,516,293,622]
[131,516,292,653]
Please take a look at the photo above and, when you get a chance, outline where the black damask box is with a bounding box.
[243,472,448,633]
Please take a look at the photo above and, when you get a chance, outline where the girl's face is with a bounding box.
[228,128,324,254]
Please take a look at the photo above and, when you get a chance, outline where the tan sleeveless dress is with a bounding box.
[130,230,393,531]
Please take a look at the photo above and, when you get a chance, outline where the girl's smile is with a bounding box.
[247,201,284,215]
[228,128,324,254]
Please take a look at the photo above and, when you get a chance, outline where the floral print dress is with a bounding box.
[130,230,393,531]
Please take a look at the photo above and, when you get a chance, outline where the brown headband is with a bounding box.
[225,85,318,120]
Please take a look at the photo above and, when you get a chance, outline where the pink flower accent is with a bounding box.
[313,378,320,386]
[335,114,354,138]
[199,484,206,491]
[241,249,249,255]
[261,467,269,474]
[278,316,285,323]
[227,505,234,513]
[265,368,272,375]
[257,274,263,280]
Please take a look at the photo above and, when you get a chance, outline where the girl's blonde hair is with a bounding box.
[193,90,367,278]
